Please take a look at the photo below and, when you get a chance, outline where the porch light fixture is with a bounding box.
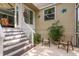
[38,15,40,18]
[61,8,67,13]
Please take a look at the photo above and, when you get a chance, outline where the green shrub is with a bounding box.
[34,33,41,44]
[48,20,64,41]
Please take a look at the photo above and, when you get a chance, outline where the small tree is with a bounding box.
[48,20,64,41]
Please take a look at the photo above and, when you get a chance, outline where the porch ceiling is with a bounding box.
[0,3,15,9]
[24,3,39,12]
[33,3,55,9]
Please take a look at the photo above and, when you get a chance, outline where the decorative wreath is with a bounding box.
[23,10,27,17]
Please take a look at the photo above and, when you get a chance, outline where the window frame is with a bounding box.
[44,6,56,21]
[23,8,34,25]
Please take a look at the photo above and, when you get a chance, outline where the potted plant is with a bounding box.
[48,20,64,44]
[34,33,41,46]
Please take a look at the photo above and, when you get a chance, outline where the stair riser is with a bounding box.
[4,36,27,42]
[4,35,27,40]
[5,33,25,37]
[3,28,22,32]
[4,31,23,33]
[5,32,24,35]
[4,39,29,48]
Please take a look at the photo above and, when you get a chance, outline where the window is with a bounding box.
[24,9,33,24]
[30,10,33,24]
[0,9,14,27]
[44,7,55,20]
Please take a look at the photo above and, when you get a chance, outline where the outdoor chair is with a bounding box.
[58,35,74,53]
[41,37,51,47]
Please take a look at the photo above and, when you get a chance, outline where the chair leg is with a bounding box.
[67,44,69,53]
[72,45,74,50]
[41,39,43,46]
[49,40,51,47]
[58,43,60,48]
[48,41,50,47]
[71,42,74,50]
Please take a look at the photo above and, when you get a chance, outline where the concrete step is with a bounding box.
[4,44,32,56]
[4,34,27,40]
[3,38,28,47]
[3,27,33,56]
[5,32,25,37]
[4,40,29,51]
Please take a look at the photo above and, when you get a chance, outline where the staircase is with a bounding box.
[3,27,33,56]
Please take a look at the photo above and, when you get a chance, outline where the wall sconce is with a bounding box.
[38,15,40,18]
[61,8,67,13]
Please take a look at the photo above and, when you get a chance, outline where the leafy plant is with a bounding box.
[34,33,41,44]
[48,20,64,41]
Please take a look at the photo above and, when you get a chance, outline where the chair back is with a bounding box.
[61,34,75,43]
[60,35,65,42]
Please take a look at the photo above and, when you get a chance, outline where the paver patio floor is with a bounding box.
[23,44,79,56]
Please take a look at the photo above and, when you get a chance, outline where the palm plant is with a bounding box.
[48,20,64,41]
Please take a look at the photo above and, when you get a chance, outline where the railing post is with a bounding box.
[0,24,4,56]
[32,32,34,46]
[14,3,17,28]
[0,36,3,56]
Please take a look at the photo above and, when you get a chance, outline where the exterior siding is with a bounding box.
[35,3,76,45]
